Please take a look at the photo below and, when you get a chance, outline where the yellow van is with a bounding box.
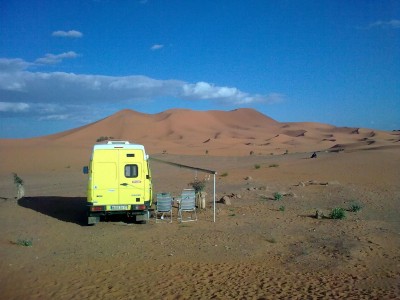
[83,141,153,225]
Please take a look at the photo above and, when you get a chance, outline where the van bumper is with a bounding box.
[87,201,151,216]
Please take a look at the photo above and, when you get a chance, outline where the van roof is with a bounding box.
[93,141,147,159]
[95,140,139,146]
[106,140,130,145]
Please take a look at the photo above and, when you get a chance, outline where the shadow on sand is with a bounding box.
[18,196,87,226]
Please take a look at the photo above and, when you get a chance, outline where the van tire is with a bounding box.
[135,213,149,224]
[88,216,100,225]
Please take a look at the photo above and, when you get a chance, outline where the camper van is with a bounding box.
[83,141,153,225]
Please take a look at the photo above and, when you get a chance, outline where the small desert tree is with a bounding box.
[189,178,207,209]
[189,178,206,194]
[13,173,25,199]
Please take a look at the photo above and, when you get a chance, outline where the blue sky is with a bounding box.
[1,0,399,138]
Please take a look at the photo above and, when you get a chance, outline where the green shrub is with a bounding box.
[96,136,114,142]
[269,164,279,168]
[266,237,277,243]
[274,192,283,201]
[279,205,285,212]
[13,173,25,199]
[15,239,33,247]
[220,172,228,177]
[330,207,346,219]
[189,179,206,193]
[348,201,363,212]
[13,173,24,186]
[254,164,261,169]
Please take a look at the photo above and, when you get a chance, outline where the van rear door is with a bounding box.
[118,149,145,205]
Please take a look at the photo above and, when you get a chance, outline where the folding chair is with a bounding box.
[155,193,173,223]
[178,189,197,222]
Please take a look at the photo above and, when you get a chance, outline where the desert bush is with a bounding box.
[96,136,114,142]
[254,164,261,169]
[273,192,283,201]
[220,172,228,177]
[13,173,23,185]
[279,205,285,212]
[348,201,363,212]
[269,164,279,168]
[15,239,33,247]
[266,237,277,243]
[13,173,25,199]
[189,179,206,194]
[329,207,346,219]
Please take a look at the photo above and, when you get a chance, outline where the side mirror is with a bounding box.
[82,166,89,174]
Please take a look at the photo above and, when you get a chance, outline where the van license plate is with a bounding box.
[110,205,128,210]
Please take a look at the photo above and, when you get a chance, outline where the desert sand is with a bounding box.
[0,108,399,299]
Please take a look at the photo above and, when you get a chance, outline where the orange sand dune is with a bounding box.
[0,108,399,174]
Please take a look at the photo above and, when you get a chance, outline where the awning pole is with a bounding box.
[213,173,216,222]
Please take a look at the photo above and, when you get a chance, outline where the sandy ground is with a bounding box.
[0,147,399,299]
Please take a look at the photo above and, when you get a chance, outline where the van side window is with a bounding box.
[125,164,138,178]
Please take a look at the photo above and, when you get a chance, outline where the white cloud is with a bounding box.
[0,102,30,112]
[52,30,83,38]
[39,114,71,121]
[0,58,32,72]
[367,19,400,29]
[183,82,241,99]
[0,57,282,122]
[182,82,283,104]
[35,51,79,65]
[150,44,164,51]
[265,92,285,104]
